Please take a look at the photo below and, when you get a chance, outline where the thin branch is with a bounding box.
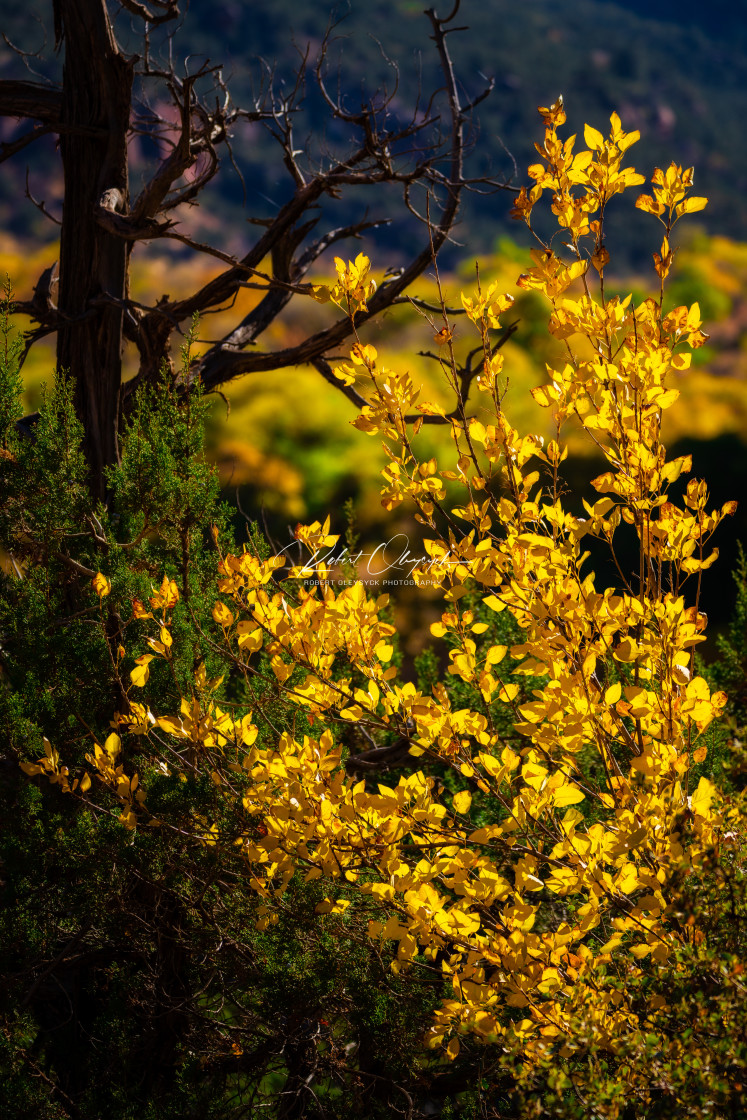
[171,3,487,394]
[311,356,470,427]
[118,0,179,26]
[24,169,62,224]
[131,67,205,222]
[0,121,54,164]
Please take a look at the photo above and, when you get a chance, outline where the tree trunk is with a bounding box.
[56,0,133,500]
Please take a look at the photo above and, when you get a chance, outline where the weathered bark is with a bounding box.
[55,0,133,499]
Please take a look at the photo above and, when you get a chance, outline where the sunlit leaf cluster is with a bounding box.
[18,105,746,1111]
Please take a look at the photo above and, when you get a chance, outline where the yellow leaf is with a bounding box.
[553,784,585,808]
[679,196,708,214]
[591,247,610,273]
[236,624,263,653]
[477,752,505,779]
[270,656,293,682]
[483,595,506,612]
[686,676,710,701]
[690,776,716,818]
[467,825,501,843]
[613,637,638,663]
[92,572,111,599]
[655,388,680,409]
[351,343,378,366]
[635,194,665,216]
[19,761,43,777]
[212,601,234,627]
[157,715,187,738]
[583,123,605,150]
[453,790,472,814]
[469,418,487,444]
[130,655,154,687]
[605,682,622,705]
[333,364,356,386]
[530,384,560,408]
[502,747,520,769]
[104,732,121,761]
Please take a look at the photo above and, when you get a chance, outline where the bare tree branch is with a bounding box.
[0,122,54,164]
[0,79,62,124]
[118,3,496,396]
[23,169,62,227]
[131,65,213,222]
[7,0,516,489]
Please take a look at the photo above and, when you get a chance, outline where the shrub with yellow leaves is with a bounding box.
[17,104,747,1117]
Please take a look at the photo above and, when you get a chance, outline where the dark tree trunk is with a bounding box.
[56,0,133,500]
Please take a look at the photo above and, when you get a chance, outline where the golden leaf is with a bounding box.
[453,790,472,814]
[92,571,111,599]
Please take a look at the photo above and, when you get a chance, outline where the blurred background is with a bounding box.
[2,0,746,649]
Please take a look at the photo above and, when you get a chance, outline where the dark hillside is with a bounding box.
[1,0,746,264]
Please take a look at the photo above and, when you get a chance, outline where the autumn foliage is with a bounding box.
[8,103,747,1117]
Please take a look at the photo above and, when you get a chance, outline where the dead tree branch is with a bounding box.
[2,0,514,496]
